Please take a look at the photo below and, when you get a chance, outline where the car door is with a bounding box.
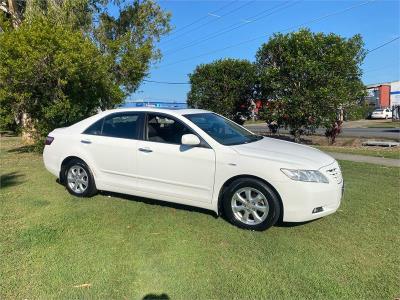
[136,112,216,203]
[81,111,144,191]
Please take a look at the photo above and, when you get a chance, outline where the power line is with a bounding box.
[147,1,400,85]
[143,79,189,85]
[164,0,239,38]
[366,36,400,54]
[160,0,257,46]
[145,35,398,85]
[157,0,375,69]
[163,1,301,56]
[363,64,399,74]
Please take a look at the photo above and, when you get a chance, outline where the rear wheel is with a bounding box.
[64,159,97,197]
[222,178,281,231]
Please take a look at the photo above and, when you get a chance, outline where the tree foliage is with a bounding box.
[187,58,257,121]
[0,0,171,145]
[0,19,122,141]
[256,28,366,141]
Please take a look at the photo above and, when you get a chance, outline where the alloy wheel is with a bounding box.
[231,187,269,225]
[67,165,89,194]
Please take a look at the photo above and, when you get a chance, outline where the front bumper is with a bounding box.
[274,162,344,222]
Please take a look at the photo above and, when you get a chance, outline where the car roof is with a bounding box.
[107,107,211,116]
[65,107,212,134]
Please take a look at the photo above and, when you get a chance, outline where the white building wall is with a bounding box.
[390,81,400,106]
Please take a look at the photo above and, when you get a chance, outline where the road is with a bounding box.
[244,124,400,140]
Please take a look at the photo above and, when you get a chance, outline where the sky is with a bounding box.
[129,0,400,103]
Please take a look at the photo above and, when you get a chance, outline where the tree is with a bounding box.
[256,28,366,142]
[0,0,24,29]
[0,0,171,146]
[187,59,257,123]
[0,19,122,144]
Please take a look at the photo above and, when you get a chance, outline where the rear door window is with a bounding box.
[83,112,144,140]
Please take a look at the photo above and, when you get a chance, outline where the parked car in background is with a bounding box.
[43,108,343,231]
[370,108,392,119]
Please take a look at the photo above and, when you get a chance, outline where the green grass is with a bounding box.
[367,121,400,128]
[1,136,399,299]
[315,145,400,159]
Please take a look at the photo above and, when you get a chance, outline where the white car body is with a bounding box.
[43,108,343,223]
[371,108,392,119]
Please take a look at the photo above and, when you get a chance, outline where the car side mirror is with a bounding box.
[181,134,201,146]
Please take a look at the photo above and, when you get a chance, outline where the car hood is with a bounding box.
[231,137,335,169]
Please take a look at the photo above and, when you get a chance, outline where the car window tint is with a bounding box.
[101,113,143,139]
[147,114,191,144]
[184,113,260,146]
[83,118,104,135]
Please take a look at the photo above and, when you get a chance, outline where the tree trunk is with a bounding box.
[293,130,301,143]
[20,113,35,144]
[6,0,21,28]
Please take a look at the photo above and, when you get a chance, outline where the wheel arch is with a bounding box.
[59,156,87,184]
[217,174,284,222]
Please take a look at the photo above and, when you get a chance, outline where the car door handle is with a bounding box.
[138,147,153,153]
[81,139,92,144]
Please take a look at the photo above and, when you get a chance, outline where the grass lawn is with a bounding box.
[1,136,399,299]
[366,121,400,128]
[315,145,400,159]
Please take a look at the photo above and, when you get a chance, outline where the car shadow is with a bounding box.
[142,293,169,300]
[99,191,218,219]
[0,171,26,189]
[274,219,319,228]
[58,179,319,229]
[7,144,36,153]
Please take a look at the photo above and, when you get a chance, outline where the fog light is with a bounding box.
[312,207,324,214]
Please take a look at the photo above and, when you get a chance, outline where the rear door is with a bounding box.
[135,113,216,203]
[81,111,144,191]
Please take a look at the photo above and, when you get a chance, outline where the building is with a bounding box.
[366,83,391,108]
[390,81,400,106]
[389,81,400,120]
[366,80,400,108]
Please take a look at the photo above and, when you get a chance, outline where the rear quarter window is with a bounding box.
[83,118,104,135]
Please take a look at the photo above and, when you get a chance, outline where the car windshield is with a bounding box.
[183,113,263,146]
[374,109,384,112]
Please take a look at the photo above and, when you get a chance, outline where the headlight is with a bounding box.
[281,169,329,183]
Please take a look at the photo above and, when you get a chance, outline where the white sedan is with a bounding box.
[370,108,392,119]
[43,108,343,230]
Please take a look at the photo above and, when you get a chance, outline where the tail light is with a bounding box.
[45,136,54,145]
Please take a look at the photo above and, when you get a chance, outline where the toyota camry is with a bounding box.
[43,108,343,230]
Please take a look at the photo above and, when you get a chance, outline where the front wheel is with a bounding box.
[64,159,97,197]
[222,178,281,231]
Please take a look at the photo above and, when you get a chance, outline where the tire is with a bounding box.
[222,178,281,231]
[64,159,97,197]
